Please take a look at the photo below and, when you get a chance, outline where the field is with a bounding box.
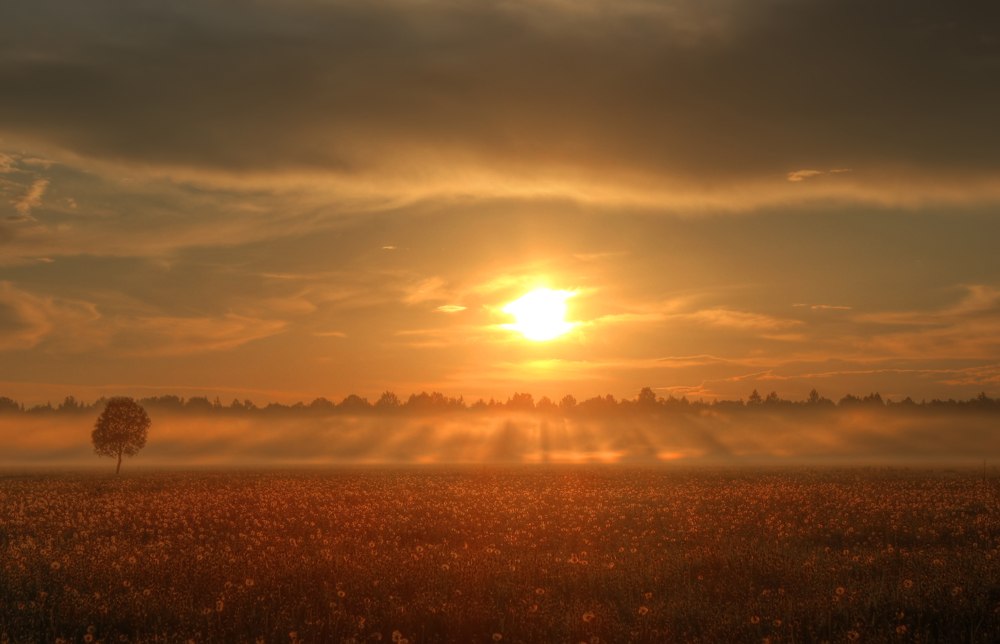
[2,468,999,643]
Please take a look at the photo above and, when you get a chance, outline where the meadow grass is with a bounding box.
[2,467,998,643]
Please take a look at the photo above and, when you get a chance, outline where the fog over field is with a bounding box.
[4,409,999,469]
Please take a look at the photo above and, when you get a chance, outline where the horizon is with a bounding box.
[4,386,999,411]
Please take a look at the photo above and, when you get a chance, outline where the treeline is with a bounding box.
[2,388,999,416]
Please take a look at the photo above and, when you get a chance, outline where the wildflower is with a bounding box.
[392,630,403,642]
[535,587,545,596]
[83,635,94,643]
[643,591,653,600]
[750,616,760,624]
[773,619,782,628]
[835,587,846,596]
[216,599,224,612]
[582,611,595,623]
[245,578,255,588]
[902,579,913,589]
[951,586,963,597]
[492,634,503,641]
[337,590,346,598]
[638,606,649,616]
[896,625,907,635]
[50,561,61,571]
[847,630,860,641]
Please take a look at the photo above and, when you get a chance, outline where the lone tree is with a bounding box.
[92,397,150,474]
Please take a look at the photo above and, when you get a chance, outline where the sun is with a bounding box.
[502,288,577,341]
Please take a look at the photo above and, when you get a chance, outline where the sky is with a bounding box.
[2,0,1000,406]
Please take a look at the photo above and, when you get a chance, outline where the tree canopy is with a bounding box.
[92,397,151,474]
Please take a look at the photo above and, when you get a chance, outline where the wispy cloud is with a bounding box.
[786,168,853,183]
[0,281,102,351]
[687,308,802,331]
[13,178,49,219]
[122,314,287,357]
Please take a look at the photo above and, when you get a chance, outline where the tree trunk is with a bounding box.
[116,450,122,475]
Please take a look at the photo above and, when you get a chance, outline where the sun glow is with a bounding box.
[502,288,577,341]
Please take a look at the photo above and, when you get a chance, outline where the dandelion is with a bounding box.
[582,611,595,623]
[902,579,913,589]
[638,606,649,616]
[49,561,61,571]
[835,586,846,596]
[337,590,346,598]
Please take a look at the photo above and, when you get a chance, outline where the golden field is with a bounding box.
[2,468,999,643]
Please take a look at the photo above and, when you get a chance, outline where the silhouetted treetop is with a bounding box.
[1,388,998,418]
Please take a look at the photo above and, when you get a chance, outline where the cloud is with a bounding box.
[786,170,824,183]
[0,280,102,351]
[793,303,853,311]
[0,1,998,208]
[0,153,17,173]
[687,308,802,331]
[313,330,347,338]
[121,314,287,357]
[436,305,466,313]
[0,281,53,349]
[786,168,853,183]
[12,178,48,218]
[403,277,448,305]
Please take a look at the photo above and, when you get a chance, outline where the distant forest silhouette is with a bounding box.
[3,388,999,417]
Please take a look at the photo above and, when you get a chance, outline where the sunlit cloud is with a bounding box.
[1,2,997,211]
[403,277,449,305]
[313,330,348,338]
[12,178,48,219]
[686,308,803,331]
[121,314,287,357]
[0,281,103,351]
